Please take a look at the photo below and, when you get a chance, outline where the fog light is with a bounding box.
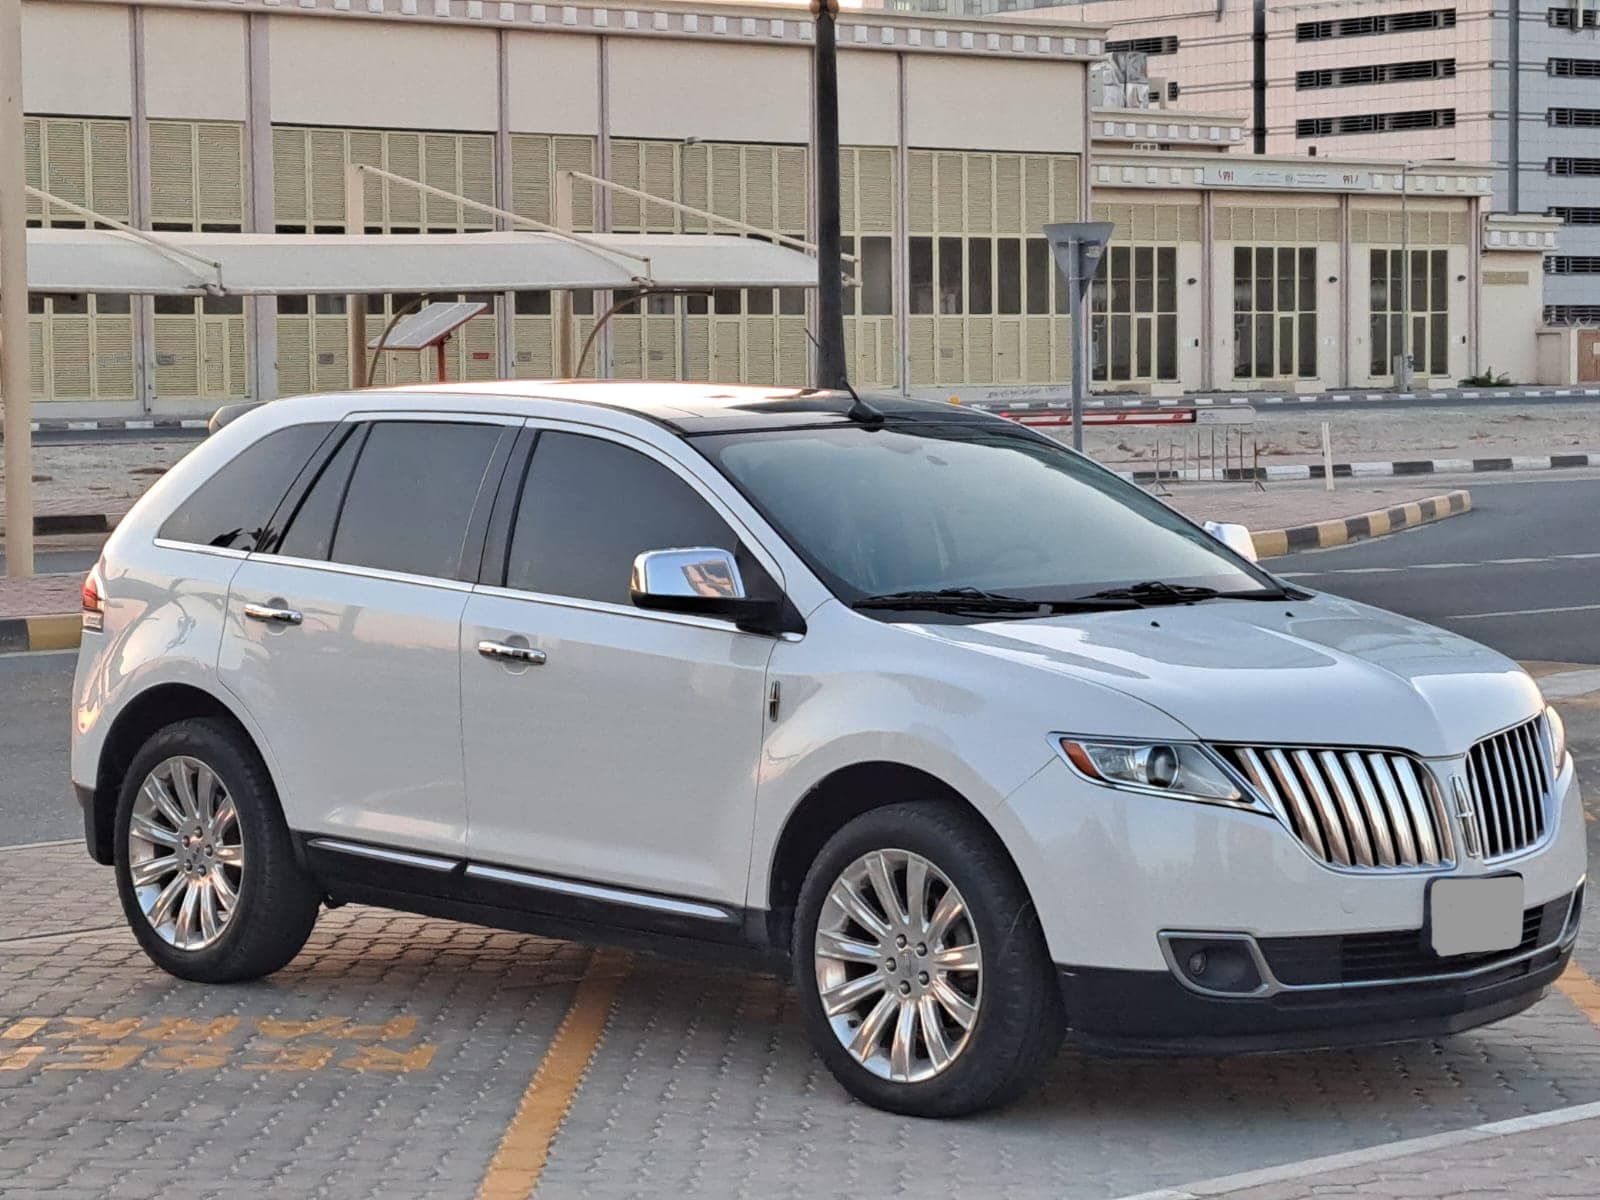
[1167,936,1264,995]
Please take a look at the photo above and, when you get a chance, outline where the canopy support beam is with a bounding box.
[26,185,225,291]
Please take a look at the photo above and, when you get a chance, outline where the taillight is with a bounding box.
[82,565,105,633]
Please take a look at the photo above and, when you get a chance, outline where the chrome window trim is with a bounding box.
[242,552,476,594]
[305,837,460,873]
[152,538,251,560]
[471,583,752,635]
[462,863,737,923]
[1159,885,1582,1000]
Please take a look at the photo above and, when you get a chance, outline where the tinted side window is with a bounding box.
[274,425,365,562]
[159,423,332,551]
[329,422,502,579]
[506,432,738,606]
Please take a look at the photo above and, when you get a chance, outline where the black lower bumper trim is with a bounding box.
[1059,942,1572,1056]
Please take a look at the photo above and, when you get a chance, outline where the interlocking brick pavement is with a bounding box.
[2,844,1597,1200]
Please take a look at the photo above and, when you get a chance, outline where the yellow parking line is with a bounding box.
[476,947,631,1200]
[1557,960,1600,1027]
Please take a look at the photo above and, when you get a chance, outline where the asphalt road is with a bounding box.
[1276,475,1600,664]
[0,547,101,576]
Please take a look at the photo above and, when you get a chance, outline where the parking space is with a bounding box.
[3,816,1599,1200]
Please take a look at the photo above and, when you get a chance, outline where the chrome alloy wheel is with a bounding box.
[127,756,244,951]
[813,849,982,1084]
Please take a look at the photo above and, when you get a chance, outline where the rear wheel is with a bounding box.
[793,801,1065,1117]
[114,718,319,982]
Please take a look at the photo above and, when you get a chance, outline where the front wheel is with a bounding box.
[114,717,320,983]
[793,801,1065,1117]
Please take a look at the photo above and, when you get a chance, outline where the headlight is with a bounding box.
[1056,737,1248,806]
[1546,705,1568,773]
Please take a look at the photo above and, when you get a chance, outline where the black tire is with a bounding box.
[113,717,320,983]
[792,800,1065,1117]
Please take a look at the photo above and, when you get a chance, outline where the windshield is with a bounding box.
[695,421,1277,605]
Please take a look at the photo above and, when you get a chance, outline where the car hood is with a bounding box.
[913,592,1541,757]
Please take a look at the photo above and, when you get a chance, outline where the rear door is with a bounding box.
[459,425,779,910]
[218,414,516,858]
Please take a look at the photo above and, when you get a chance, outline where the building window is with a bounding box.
[1297,9,1454,40]
[1297,109,1455,138]
[1296,60,1455,89]
[1370,249,1449,378]
[1549,6,1599,27]
[1550,57,1600,77]
[1233,246,1318,380]
[1091,245,1179,383]
[1105,35,1179,55]
[1550,157,1600,175]
[1550,206,1600,224]
[1550,108,1600,127]
[1167,81,1181,101]
[1547,305,1600,323]
[842,236,894,316]
[1546,256,1600,274]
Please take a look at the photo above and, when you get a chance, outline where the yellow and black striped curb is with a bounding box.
[1252,490,1472,559]
[0,615,81,654]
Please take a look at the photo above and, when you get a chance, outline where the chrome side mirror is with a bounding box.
[1203,521,1258,563]
[630,547,747,603]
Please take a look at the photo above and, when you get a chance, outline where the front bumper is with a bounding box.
[1059,886,1581,1054]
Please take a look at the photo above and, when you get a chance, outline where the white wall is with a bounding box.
[839,51,898,147]
[269,18,498,130]
[607,41,809,143]
[506,32,601,134]
[905,56,1085,152]
[144,10,247,121]
[22,1,130,117]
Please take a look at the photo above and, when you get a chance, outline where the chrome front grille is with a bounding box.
[1220,745,1453,870]
[1465,717,1552,861]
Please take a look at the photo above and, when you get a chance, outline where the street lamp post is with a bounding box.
[810,0,849,391]
[0,0,35,577]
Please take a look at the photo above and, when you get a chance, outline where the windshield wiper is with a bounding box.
[852,587,1139,615]
[1076,580,1293,606]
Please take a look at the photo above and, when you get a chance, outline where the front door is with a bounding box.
[219,416,514,858]
[460,426,776,908]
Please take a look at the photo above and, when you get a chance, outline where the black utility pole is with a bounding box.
[811,0,849,390]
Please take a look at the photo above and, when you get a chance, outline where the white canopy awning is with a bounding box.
[24,229,820,296]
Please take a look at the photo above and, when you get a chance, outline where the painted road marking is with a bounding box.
[1113,1100,1600,1200]
[0,1014,436,1072]
[1448,603,1600,621]
[1281,551,1600,578]
[477,947,631,1200]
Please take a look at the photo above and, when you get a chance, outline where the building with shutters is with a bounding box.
[874,0,1600,329]
[19,0,1559,417]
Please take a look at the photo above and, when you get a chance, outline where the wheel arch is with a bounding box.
[87,683,267,865]
[762,761,1027,954]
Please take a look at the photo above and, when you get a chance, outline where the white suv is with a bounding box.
[72,382,1585,1116]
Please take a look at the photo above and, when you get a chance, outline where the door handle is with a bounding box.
[478,640,546,666]
[243,602,303,626]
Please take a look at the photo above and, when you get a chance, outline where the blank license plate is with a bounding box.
[1428,875,1524,958]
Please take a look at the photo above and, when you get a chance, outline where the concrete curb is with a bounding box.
[1117,452,1600,483]
[0,615,81,654]
[1,417,209,437]
[1252,489,1472,559]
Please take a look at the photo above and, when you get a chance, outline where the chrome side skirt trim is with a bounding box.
[305,837,460,873]
[463,863,736,923]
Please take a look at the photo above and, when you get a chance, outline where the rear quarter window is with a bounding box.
[158,423,334,551]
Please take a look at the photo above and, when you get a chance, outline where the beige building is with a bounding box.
[19,0,1559,419]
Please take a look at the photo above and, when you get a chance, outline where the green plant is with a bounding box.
[1460,367,1512,387]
